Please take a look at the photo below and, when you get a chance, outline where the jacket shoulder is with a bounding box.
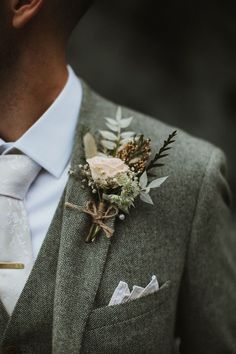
[86,84,223,177]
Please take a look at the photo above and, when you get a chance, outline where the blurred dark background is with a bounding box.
[68,0,236,222]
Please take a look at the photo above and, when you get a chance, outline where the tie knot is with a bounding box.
[0,155,41,200]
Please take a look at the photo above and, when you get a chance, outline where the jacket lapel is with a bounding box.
[52,81,115,353]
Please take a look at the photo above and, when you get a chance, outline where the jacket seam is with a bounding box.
[175,149,215,337]
[185,148,215,266]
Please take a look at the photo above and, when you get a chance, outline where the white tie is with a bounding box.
[0,155,41,315]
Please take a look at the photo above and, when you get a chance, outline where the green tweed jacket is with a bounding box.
[0,80,235,354]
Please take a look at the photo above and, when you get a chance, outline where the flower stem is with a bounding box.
[97,188,102,202]
[85,223,101,243]
[85,201,107,243]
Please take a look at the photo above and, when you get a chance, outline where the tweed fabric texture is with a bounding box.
[0,80,235,354]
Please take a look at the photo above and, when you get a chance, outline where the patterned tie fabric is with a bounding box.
[0,155,41,315]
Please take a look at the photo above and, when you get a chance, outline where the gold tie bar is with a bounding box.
[0,262,25,269]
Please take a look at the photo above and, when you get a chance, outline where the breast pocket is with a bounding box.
[82,281,173,354]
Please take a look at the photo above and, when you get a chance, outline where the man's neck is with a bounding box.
[0,51,68,142]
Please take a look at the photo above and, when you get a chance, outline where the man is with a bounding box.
[0,0,235,353]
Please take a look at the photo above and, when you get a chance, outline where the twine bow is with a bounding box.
[65,200,119,241]
[81,201,118,238]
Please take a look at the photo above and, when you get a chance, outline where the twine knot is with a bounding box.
[81,201,118,238]
[65,200,119,240]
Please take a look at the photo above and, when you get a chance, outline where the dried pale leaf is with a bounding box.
[139,171,148,189]
[83,133,98,159]
[120,138,133,145]
[106,123,120,132]
[101,140,116,150]
[148,176,168,189]
[121,131,135,139]
[116,107,122,122]
[117,144,125,152]
[120,117,133,128]
[129,157,141,164]
[140,192,154,205]
[100,130,117,141]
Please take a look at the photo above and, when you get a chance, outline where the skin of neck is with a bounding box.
[0,28,69,142]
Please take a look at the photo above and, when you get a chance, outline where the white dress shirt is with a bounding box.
[0,66,82,261]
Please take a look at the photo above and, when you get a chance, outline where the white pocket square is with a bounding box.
[108,275,159,306]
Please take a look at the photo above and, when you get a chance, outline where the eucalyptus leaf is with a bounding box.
[121,131,135,139]
[106,123,120,132]
[120,117,133,128]
[116,107,122,122]
[83,132,98,159]
[101,140,116,150]
[139,171,148,189]
[148,176,168,189]
[140,192,154,205]
[100,130,117,141]
[105,117,118,126]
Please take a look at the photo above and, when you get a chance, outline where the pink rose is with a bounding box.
[87,156,129,182]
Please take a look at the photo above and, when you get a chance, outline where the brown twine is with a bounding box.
[65,200,119,238]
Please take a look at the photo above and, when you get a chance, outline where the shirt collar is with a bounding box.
[0,66,82,178]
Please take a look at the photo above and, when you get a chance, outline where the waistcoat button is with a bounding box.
[2,346,19,354]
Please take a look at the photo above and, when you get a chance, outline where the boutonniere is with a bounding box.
[66,107,177,243]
